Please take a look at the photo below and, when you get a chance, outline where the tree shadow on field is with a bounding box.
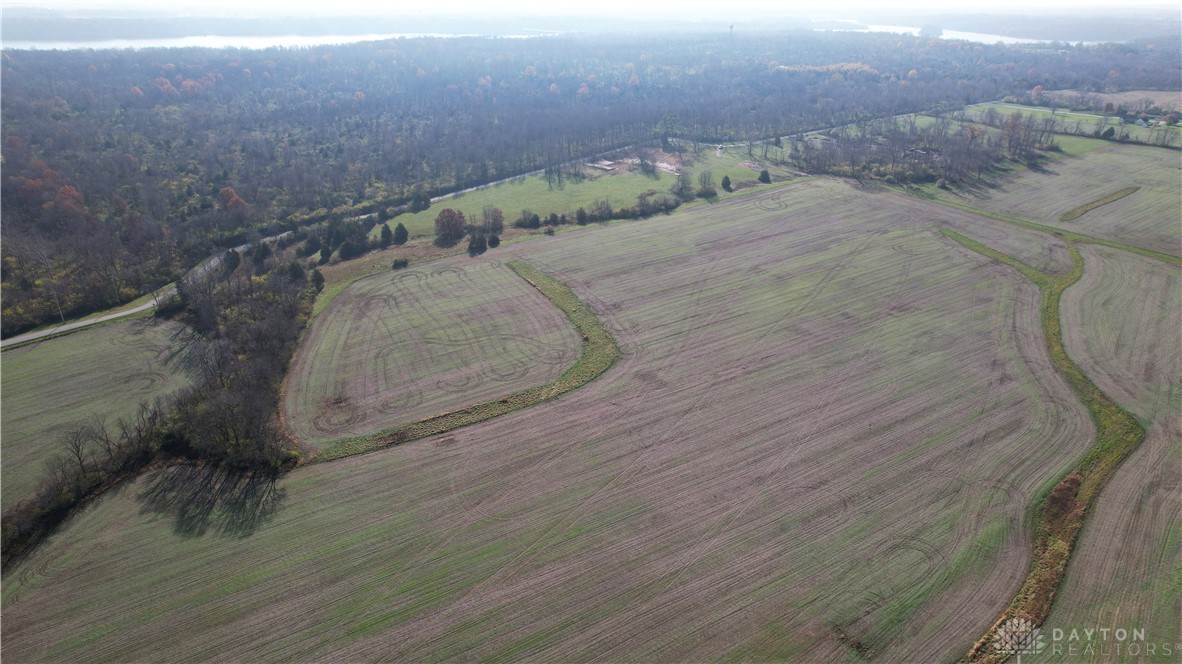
[137,464,286,538]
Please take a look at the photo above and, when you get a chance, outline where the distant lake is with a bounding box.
[817,20,1056,45]
[861,24,1047,45]
[1,23,1057,51]
[1,32,534,51]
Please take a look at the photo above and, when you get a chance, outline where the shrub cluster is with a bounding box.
[2,406,164,568]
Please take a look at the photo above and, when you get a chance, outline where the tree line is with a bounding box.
[1,243,317,568]
[787,99,1180,187]
[3,31,1179,334]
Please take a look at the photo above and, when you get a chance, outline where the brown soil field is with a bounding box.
[1043,244,1181,661]
[2,180,1095,661]
[284,259,583,444]
[938,143,1182,255]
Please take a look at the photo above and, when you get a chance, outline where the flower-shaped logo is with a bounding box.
[992,618,1046,663]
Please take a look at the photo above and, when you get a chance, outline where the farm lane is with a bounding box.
[0,295,166,349]
[0,233,290,350]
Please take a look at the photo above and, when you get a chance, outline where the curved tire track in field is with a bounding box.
[751,189,794,212]
[117,371,169,392]
[311,401,366,434]
[860,535,952,615]
[373,385,424,416]
[390,269,428,286]
[296,260,585,441]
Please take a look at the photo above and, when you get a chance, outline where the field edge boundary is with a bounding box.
[940,229,1146,664]
[311,260,620,463]
[911,189,1181,266]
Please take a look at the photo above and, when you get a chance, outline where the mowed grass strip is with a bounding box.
[928,196,1181,266]
[314,261,619,462]
[1058,186,1140,222]
[942,231,1146,664]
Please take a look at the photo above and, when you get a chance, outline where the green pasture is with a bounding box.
[967,102,1180,144]
[0,319,192,505]
[369,149,791,240]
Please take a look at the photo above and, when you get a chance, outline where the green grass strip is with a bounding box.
[941,230,1146,663]
[313,261,620,462]
[915,192,1181,266]
[1059,186,1140,222]
[310,273,364,320]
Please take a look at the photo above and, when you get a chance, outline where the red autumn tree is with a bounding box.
[433,208,466,244]
[217,186,249,212]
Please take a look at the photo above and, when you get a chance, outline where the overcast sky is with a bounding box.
[8,0,1176,16]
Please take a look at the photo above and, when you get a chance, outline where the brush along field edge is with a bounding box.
[313,261,619,462]
[1058,187,1141,223]
[941,230,1146,664]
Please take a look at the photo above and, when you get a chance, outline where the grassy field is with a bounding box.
[3,179,1100,662]
[283,259,584,446]
[967,103,1181,144]
[1041,244,1181,661]
[319,147,793,319]
[1,287,165,345]
[932,142,1182,255]
[369,148,786,241]
[0,319,192,505]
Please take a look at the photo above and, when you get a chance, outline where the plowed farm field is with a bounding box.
[936,143,1182,256]
[1044,243,1181,661]
[0,319,191,505]
[4,180,1101,661]
[283,260,583,445]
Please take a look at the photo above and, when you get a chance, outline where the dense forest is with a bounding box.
[3,31,1180,335]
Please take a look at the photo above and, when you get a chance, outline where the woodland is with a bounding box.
[3,31,1179,336]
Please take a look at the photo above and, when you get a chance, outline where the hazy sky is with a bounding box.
[9,0,1175,16]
